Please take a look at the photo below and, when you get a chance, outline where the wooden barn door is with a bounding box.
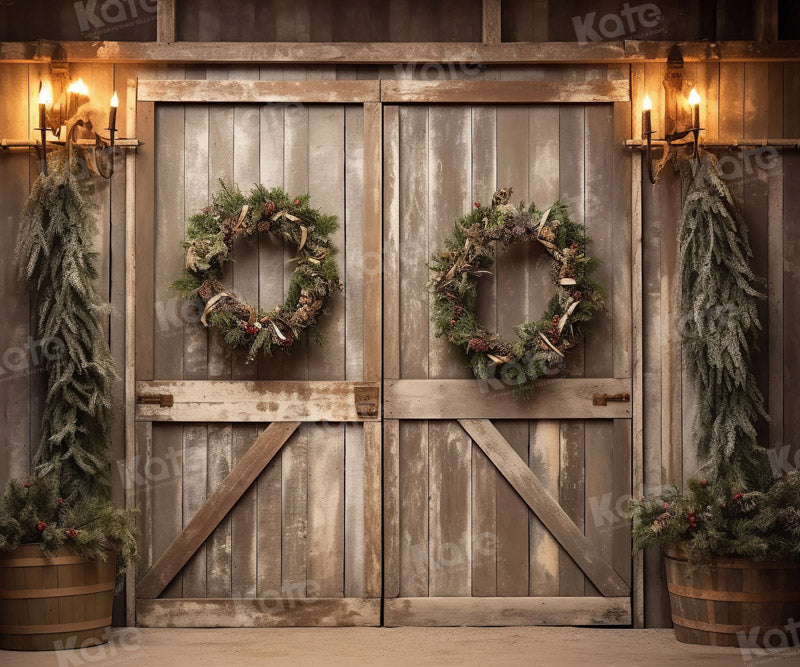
[381,79,636,626]
[129,80,382,627]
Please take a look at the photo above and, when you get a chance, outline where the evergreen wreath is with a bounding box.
[172,181,342,361]
[430,188,604,397]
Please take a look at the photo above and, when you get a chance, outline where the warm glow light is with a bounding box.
[38,84,52,106]
[110,92,119,107]
[67,77,90,96]
[642,93,652,111]
[688,88,701,106]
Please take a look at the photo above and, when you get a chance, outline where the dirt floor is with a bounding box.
[2,627,799,666]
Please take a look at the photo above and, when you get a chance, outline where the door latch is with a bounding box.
[593,392,631,406]
[137,393,174,408]
[354,386,379,418]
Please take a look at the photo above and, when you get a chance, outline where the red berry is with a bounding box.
[474,202,480,208]
[57,497,64,504]
[733,492,744,501]
[37,522,47,532]
[663,502,670,509]
[701,479,708,486]
[23,482,30,488]
[293,198,301,206]
[449,319,456,326]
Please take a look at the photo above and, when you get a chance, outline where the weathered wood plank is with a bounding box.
[0,63,31,488]
[383,419,400,599]
[458,419,629,597]
[494,92,531,598]
[381,79,630,104]
[138,79,380,103]
[482,0,501,45]
[363,101,382,382]
[136,422,300,600]
[6,40,800,65]
[384,597,631,627]
[157,0,176,43]
[383,104,400,380]
[137,597,380,627]
[363,420,382,598]
[427,104,473,598]
[135,380,381,422]
[385,379,632,419]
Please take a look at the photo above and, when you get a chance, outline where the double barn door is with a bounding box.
[129,75,637,628]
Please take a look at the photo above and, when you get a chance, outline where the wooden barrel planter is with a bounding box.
[664,544,800,648]
[0,544,115,651]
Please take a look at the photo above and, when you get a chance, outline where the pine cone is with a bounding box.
[651,512,670,534]
[264,200,276,216]
[198,280,216,300]
[469,338,489,353]
[492,188,513,207]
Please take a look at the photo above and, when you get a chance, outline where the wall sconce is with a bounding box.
[36,78,120,180]
[641,86,702,182]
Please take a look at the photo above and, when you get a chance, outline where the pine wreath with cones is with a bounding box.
[172,181,342,361]
[429,188,604,397]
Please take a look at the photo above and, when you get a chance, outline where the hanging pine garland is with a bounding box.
[14,150,117,502]
[429,188,604,397]
[677,153,770,490]
[172,181,342,361]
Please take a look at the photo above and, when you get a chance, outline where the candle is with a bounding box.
[38,84,52,131]
[109,92,118,135]
[688,87,701,129]
[642,93,652,138]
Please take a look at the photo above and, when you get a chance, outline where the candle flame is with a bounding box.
[110,92,119,107]
[642,93,652,111]
[67,77,89,96]
[38,84,52,106]
[688,88,701,106]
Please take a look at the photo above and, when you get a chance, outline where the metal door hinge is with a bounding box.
[354,386,379,417]
[593,392,631,407]
[137,393,174,408]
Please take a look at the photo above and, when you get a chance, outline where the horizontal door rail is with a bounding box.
[385,378,632,419]
[137,79,380,103]
[135,380,381,422]
[381,79,629,104]
[4,41,799,64]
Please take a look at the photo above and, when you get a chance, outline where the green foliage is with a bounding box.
[677,154,770,489]
[172,180,342,361]
[630,153,788,563]
[14,151,116,501]
[632,473,800,564]
[429,190,604,397]
[0,474,137,580]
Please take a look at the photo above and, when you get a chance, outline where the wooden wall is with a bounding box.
[1,57,799,626]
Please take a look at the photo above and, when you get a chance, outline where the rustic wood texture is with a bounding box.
[135,381,381,422]
[385,379,632,419]
[381,79,630,103]
[384,597,631,627]
[2,58,797,630]
[459,419,629,597]
[0,545,116,651]
[136,422,300,599]
[5,41,800,65]
[136,598,380,627]
[138,79,380,103]
[383,89,633,623]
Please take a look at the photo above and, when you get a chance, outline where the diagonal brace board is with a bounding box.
[136,421,300,599]
[458,419,629,597]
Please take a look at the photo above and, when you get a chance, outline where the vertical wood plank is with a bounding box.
[281,75,310,596]
[470,100,498,598]
[229,67,261,598]
[427,104,472,598]
[0,64,31,487]
[307,102,346,598]
[205,65,234,599]
[157,0,176,42]
[398,105,430,597]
